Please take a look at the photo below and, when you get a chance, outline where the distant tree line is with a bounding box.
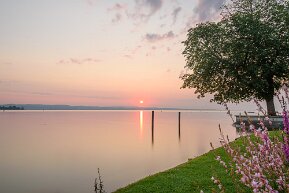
[0,106,24,110]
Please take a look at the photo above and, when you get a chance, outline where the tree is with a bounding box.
[181,0,289,115]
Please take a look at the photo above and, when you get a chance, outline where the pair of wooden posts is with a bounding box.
[151,111,181,145]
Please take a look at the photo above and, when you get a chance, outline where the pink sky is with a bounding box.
[0,0,251,109]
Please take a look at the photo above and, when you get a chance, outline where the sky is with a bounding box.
[0,0,248,109]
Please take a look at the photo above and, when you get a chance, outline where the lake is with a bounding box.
[0,110,238,193]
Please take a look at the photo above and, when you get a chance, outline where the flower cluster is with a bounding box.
[213,87,289,192]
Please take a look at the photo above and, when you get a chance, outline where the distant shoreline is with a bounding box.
[0,104,221,111]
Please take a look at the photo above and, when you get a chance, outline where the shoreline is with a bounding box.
[113,141,241,193]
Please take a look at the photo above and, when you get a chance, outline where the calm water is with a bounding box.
[0,110,238,193]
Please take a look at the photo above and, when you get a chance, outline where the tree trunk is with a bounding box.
[266,97,276,116]
[265,74,276,116]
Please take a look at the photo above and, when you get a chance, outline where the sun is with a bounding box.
[139,100,144,104]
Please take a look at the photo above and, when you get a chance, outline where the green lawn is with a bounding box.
[114,131,283,193]
[114,137,252,193]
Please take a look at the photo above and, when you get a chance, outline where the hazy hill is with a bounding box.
[0,104,196,111]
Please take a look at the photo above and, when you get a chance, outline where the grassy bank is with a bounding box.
[114,137,251,193]
[114,131,283,193]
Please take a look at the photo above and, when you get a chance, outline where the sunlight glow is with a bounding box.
[139,100,144,104]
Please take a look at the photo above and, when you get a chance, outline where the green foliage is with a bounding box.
[181,0,289,106]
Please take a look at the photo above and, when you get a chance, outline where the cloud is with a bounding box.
[129,0,163,23]
[182,0,224,33]
[58,58,101,65]
[108,3,127,23]
[194,0,225,22]
[136,0,163,15]
[112,13,122,23]
[145,31,176,43]
[108,3,127,15]
[111,3,126,11]
[108,1,164,25]
[171,6,181,24]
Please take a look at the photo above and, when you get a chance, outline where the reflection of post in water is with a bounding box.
[151,111,154,145]
[139,111,143,135]
[178,112,181,141]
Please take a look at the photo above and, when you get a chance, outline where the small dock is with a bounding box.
[234,115,283,129]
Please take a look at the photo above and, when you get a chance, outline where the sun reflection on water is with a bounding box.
[139,111,143,135]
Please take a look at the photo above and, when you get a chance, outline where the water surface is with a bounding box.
[0,110,237,193]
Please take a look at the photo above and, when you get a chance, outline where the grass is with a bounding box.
[114,131,282,193]
[114,138,248,193]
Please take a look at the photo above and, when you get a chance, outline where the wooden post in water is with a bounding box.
[152,111,154,145]
[178,112,181,140]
